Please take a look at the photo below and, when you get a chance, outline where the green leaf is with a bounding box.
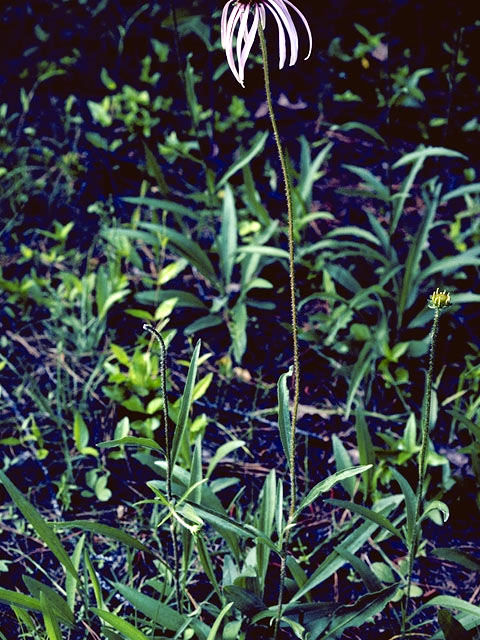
[187,502,278,551]
[310,584,399,640]
[206,602,234,640]
[230,302,247,364]
[438,609,473,640]
[84,550,103,609]
[52,520,152,553]
[171,340,201,466]
[196,534,222,602]
[432,548,480,572]
[242,163,270,225]
[390,468,416,547]
[184,315,223,335]
[138,223,220,286]
[23,577,73,625]
[218,131,268,188]
[332,435,356,498]
[40,591,62,640]
[238,245,289,259]
[219,184,237,286]
[326,498,404,540]
[277,368,292,470]
[257,470,276,590]
[0,470,78,581]
[98,436,164,454]
[135,289,207,309]
[295,466,372,518]
[420,500,449,525]
[66,534,84,612]
[206,440,246,478]
[392,146,467,168]
[0,587,42,613]
[345,341,376,419]
[121,196,194,219]
[298,139,334,206]
[397,181,441,326]
[91,608,149,640]
[337,121,388,146]
[390,146,466,235]
[342,164,390,201]
[415,595,480,621]
[224,585,265,616]
[355,411,375,498]
[143,142,168,195]
[334,547,382,592]
[291,496,403,602]
[189,436,203,504]
[113,583,185,631]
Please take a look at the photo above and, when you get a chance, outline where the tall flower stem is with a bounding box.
[257,22,300,639]
[402,306,441,637]
[143,324,182,613]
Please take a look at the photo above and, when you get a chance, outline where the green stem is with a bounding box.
[257,23,300,640]
[143,324,182,612]
[402,308,440,636]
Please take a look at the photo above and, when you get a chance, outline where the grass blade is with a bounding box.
[171,340,201,466]
[52,520,152,553]
[91,608,149,640]
[277,368,292,470]
[219,183,237,286]
[0,470,78,580]
[326,498,404,540]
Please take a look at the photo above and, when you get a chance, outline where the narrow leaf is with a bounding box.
[390,468,416,547]
[98,436,164,454]
[219,183,237,286]
[326,498,403,540]
[277,368,292,470]
[171,340,201,466]
[206,602,234,640]
[0,470,78,580]
[52,520,152,553]
[218,132,268,188]
[295,466,372,517]
[91,608,149,640]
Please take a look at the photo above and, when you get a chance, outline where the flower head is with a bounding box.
[428,288,451,310]
[221,0,312,87]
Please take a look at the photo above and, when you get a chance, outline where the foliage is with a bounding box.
[1,2,480,639]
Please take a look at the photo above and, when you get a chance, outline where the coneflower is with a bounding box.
[221,0,312,86]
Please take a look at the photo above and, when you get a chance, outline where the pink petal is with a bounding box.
[224,3,244,85]
[265,0,298,66]
[237,6,260,85]
[221,0,235,49]
[236,5,251,84]
[261,0,287,68]
[258,3,266,30]
[281,0,313,59]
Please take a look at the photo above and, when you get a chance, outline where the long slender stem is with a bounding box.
[402,308,440,637]
[257,23,300,640]
[143,324,182,612]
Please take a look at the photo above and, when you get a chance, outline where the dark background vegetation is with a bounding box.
[1,1,480,638]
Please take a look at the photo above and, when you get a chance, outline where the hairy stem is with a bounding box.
[402,308,440,636]
[143,324,182,612]
[257,23,300,640]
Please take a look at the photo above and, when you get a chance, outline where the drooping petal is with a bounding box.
[265,0,298,66]
[236,5,251,85]
[258,3,266,30]
[224,3,244,85]
[237,6,260,85]
[281,0,313,59]
[260,0,287,69]
[221,0,236,49]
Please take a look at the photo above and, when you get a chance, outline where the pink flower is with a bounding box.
[221,0,312,87]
